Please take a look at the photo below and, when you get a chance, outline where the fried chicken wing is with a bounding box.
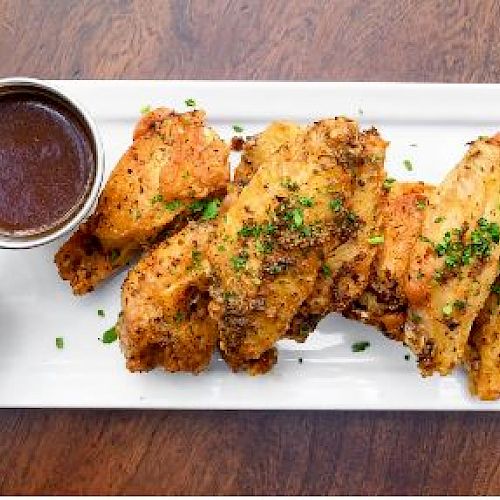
[117,222,217,374]
[465,278,500,400]
[405,135,500,376]
[208,118,372,373]
[55,108,229,294]
[346,182,433,340]
[287,128,387,341]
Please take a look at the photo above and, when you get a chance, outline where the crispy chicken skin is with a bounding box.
[287,128,387,341]
[117,222,217,374]
[465,278,500,400]
[405,135,500,376]
[55,108,229,295]
[346,182,433,340]
[208,118,374,373]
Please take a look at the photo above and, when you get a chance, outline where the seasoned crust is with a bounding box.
[118,222,218,374]
[55,108,229,295]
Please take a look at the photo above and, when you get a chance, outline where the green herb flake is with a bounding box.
[383,177,396,190]
[185,98,196,107]
[442,303,453,316]
[285,208,304,229]
[329,198,343,213]
[189,200,205,213]
[298,196,314,207]
[202,199,221,220]
[233,124,244,133]
[174,311,185,323]
[403,159,413,171]
[416,270,424,280]
[101,327,118,344]
[140,105,151,115]
[97,309,105,318]
[190,250,202,270]
[231,251,249,271]
[164,200,182,211]
[434,216,445,223]
[352,341,370,353]
[454,299,466,311]
[416,199,426,210]
[151,194,164,204]
[217,244,226,252]
[321,263,332,277]
[368,235,384,245]
[491,283,500,294]
[256,240,273,254]
[55,337,64,349]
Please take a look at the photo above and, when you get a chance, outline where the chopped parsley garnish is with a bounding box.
[231,251,249,271]
[189,250,202,270]
[329,198,343,212]
[256,240,273,254]
[233,124,244,133]
[97,309,105,318]
[403,159,413,171]
[442,303,453,316]
[140,105,151,114]
[285,208,304,229]
[151,194,164,204]
[202,199,221,220]
[102,327,118,344]
[174,311,185,323]
[416,199,426,210]
[189,200,206,213]
[352,341,370,352]
[185,98,196,107]
[491,283,500,294]
[434,218,500,274]
[434,216,445,223]
[321,263,332,276]
[217,244,226,252]
[454,299,466,310]
[239,225,262,238]
[55,337,64,349]
[164,200,182,211]
[368,235,384,245]
[298,196,314,207]
[383,177,396,190]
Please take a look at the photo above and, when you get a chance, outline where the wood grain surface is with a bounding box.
[0,0,499,495]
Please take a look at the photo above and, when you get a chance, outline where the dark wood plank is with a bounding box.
[0,410,499,495]
[0,0,500,495]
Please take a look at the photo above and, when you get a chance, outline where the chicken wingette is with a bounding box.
[287,127,387,341]
[465,277,500,400]
[55,108,229,294]
[346,182,433,340]
[117,221,217,374]
[208,117,377,373]
[405,135,500,376]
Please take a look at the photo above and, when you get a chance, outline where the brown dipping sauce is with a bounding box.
[0,92,95,235]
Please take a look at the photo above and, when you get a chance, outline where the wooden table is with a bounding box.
[1,0,499,495]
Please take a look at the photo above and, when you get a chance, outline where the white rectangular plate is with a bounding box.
[2,81,500,410]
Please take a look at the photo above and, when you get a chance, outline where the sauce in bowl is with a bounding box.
[0,91,96,235]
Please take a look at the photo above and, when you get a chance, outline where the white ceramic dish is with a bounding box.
[1,80,500,410]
